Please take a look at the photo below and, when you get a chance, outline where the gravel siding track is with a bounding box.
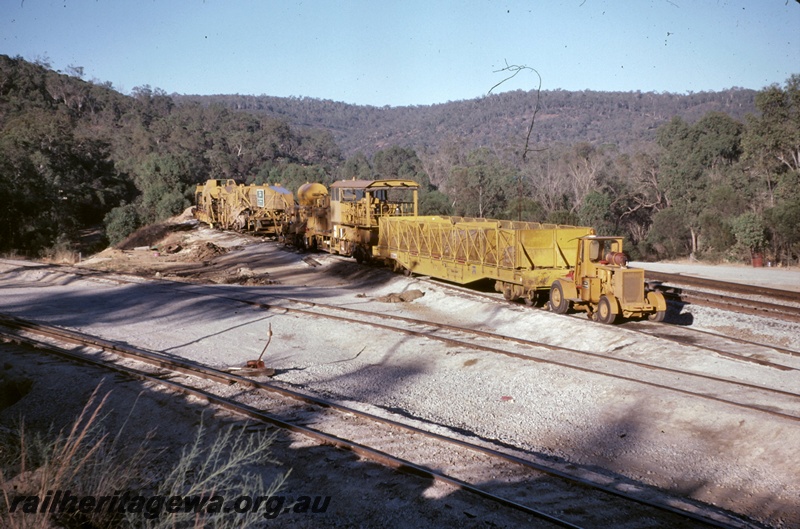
[1,245,799,528]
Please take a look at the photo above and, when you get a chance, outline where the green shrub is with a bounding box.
[730,212,765,256]
[104,204,141,246]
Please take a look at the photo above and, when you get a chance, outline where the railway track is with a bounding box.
[1,257,797,527]
[403,266,800,368]
[623,319,800,365]
[643,271,800,324]
[643,271,800,303]
[0,315,749,529]
[4,258,799,425]
[254,298,800,421]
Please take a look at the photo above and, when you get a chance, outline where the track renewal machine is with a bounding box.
[194,179,293,235]
[288,178,419,262]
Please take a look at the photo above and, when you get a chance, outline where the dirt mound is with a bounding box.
[190,242,229,261]
[208,267,279,286]
[375,289,425,303]
[173,206,197,222]
[117,221,196,250]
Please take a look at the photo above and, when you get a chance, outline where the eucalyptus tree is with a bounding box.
[446,148,515,219]
[743,75,800,263]
[742,74,800,207]
[656,112,743,257]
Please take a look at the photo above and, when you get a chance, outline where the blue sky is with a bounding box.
[2,0,798,107]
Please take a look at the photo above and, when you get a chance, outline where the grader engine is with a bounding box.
[549,236,666,323]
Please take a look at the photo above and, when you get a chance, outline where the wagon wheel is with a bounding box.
[524,293,535,306]
[549,282,570,314]
[502,286,517,302]
[648,309,666,322]
[523,290,542,307]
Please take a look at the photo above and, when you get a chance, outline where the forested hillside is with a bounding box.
[0,55,341,256]
[2,55,798,266]
[175,88,757,160]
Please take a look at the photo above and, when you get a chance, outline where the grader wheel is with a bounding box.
[646,290,667,322]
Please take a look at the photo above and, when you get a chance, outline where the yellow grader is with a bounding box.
[194,179,293,235]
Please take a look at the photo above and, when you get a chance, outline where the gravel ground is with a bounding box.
[0,344,544,529]
[1,225,799,528]
[629,260,800,293]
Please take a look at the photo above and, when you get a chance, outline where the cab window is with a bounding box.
[589,240,603,261]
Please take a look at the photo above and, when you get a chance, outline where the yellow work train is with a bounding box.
[193,177,665,323]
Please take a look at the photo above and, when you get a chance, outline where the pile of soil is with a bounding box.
[190,241,229,261]
[375,289,425,303]
[209,267,278,286]
[117,221,195,251]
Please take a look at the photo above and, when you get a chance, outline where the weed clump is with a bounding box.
[0,384,289,529]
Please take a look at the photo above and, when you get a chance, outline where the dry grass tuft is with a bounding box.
[1,384,289,529]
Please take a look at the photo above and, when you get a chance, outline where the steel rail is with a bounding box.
[390,270,800,364]
[619,320,800,371]
[65,272,795,425]
[283,294,800,372]
[198,297,800,423]
[676,289,800,324]
[414,273,800,374]
[0,314,749,528]
[643,271,800,304]
[0,326,584,529]
[3,261,799,419]
[644,323,800,359]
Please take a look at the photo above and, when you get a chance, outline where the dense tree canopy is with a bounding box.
[0,55,340,255]
[1,55,798,265]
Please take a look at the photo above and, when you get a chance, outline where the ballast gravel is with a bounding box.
[0,236,799,528]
